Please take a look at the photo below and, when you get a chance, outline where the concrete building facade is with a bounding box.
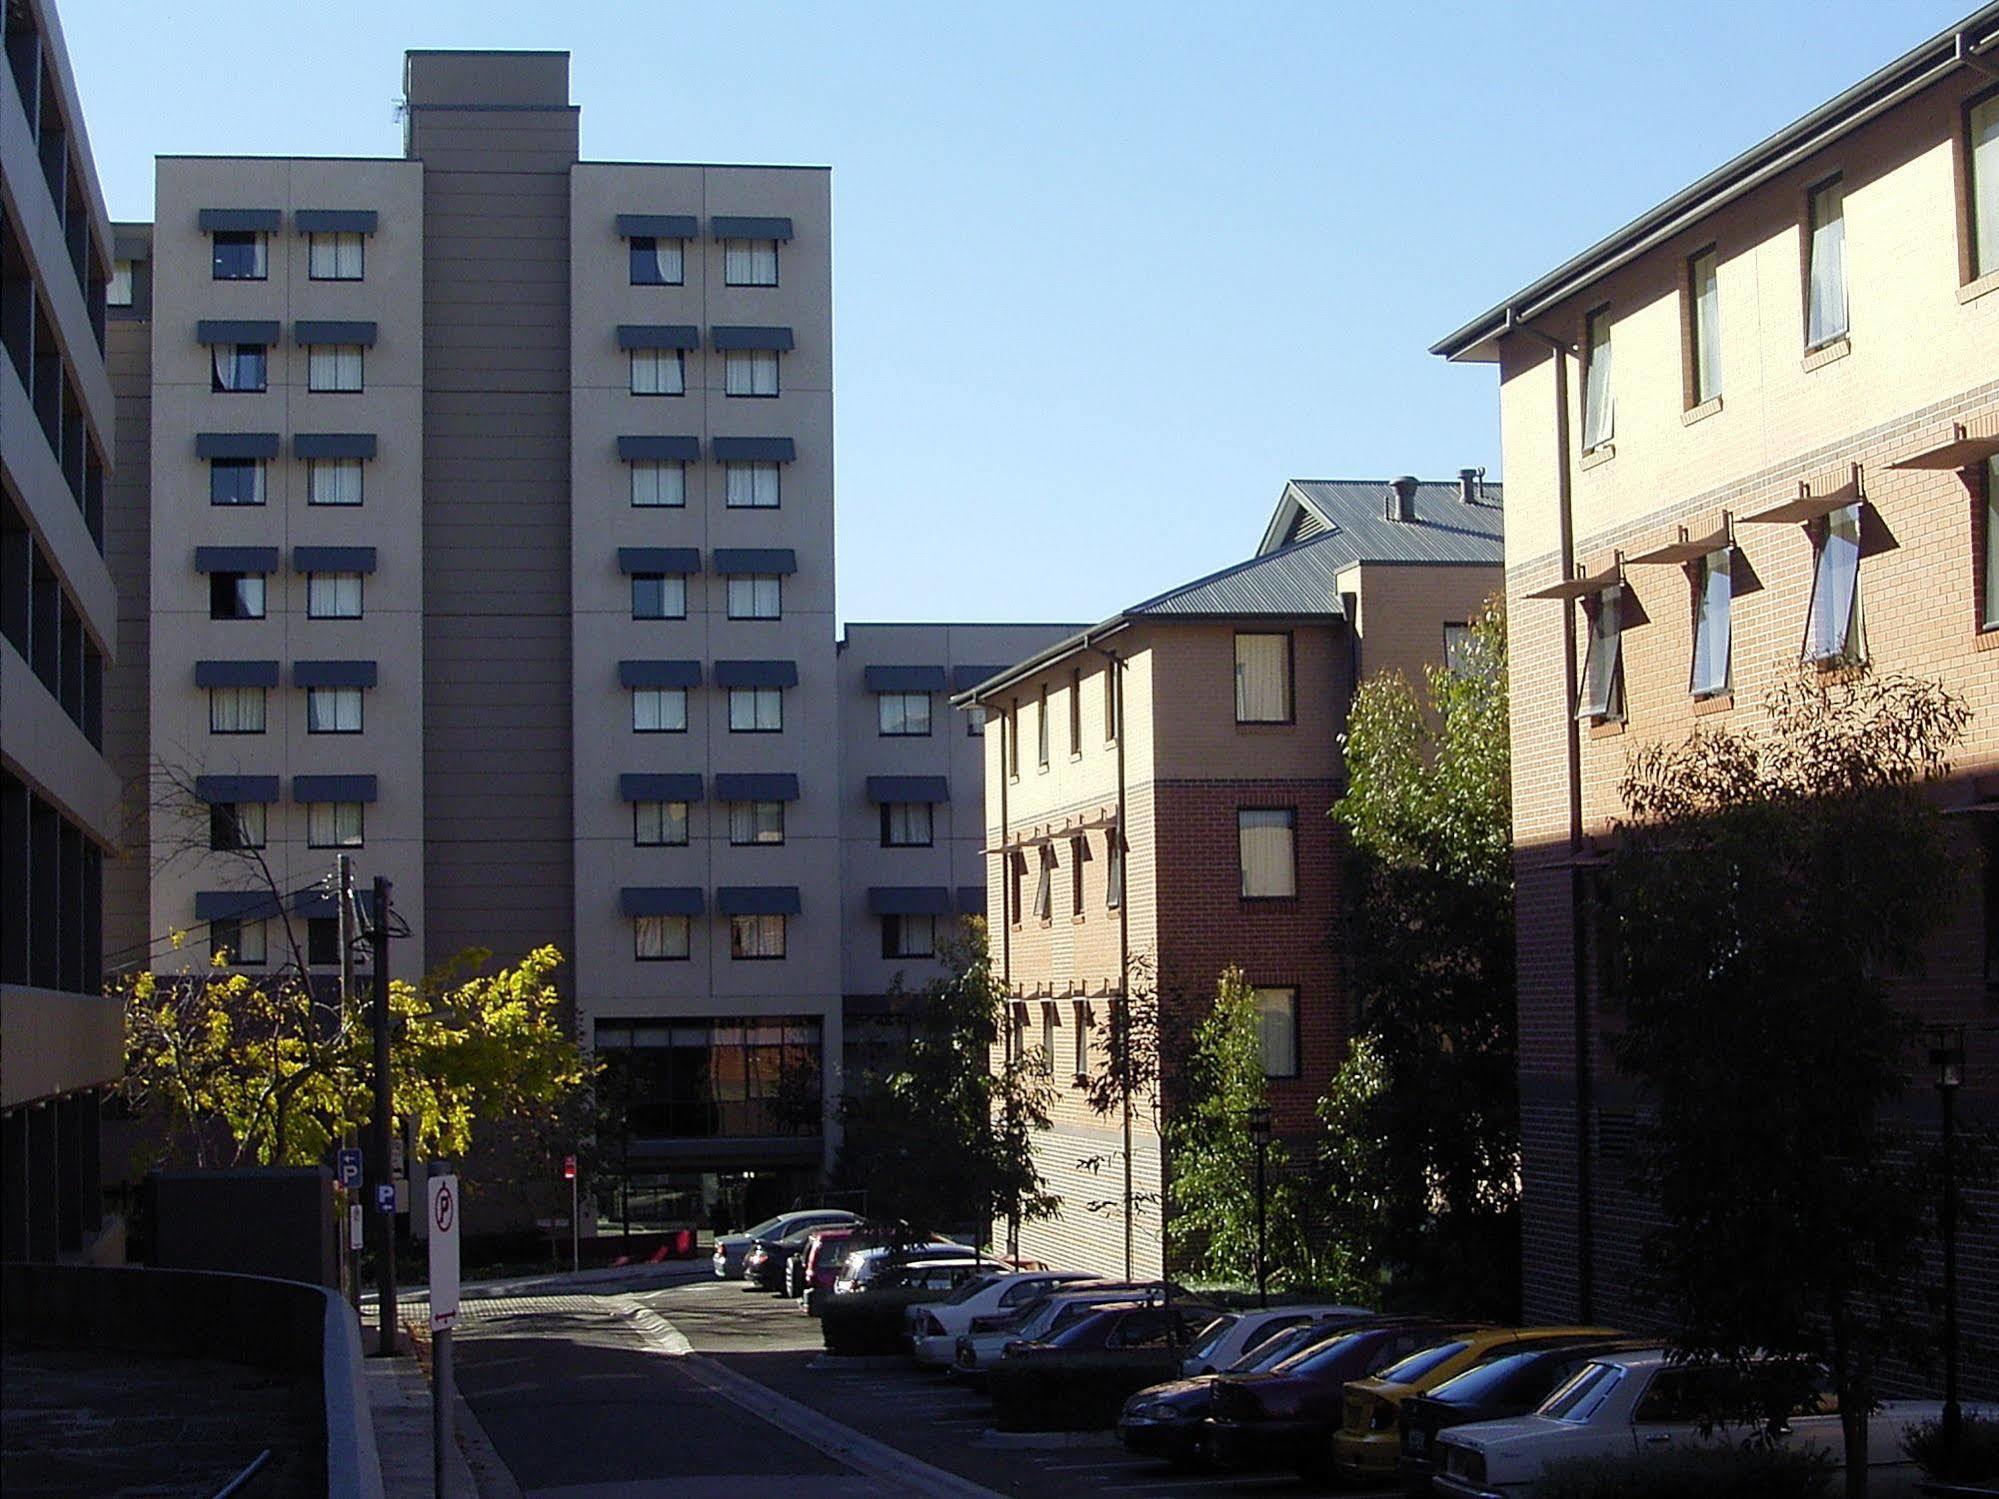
[1433,6,1999,1394]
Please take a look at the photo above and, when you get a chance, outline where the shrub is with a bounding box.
[817,1288,934,1356]
[987,1351,1184,1431]
[1903,1412,1999,1483]
[1536,1444,1831,1499]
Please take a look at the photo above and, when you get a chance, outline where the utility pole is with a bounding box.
[370,876,397,1356]
[339,855,360,1319]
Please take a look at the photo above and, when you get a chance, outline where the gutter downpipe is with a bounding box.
[1509,306,1595,1321]
[1090,642,1133,1281]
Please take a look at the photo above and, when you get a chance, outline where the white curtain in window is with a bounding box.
[232,802,267,848]
[213,346,251,391]
[1692,251,1722,402]
[1807,181,1848,347]
[653,240,684,284]
[1690,549,1732,697]
[209,686,265,733]
[636,800,688,845]
[1234,634,1290,721]
[728,575,781,619]
[631,460,685,507]
[308,802,363,847]
[310,233,364,279]
[633,688,687,732]
[885,802,932,845]
[733,914,785,958]
[726,350,779,396]
[1105,826,1124,909]
[309,345,363,392]
[307,572,362,619]
[1238,810,1296,898]
[729,688,781,731]
[730,801,783,845]
[894,914,935,958]
[309,458,363,506]
[108,262,134,306]
[1577,586,1624,720]
[725,461,780,508]
[308,687,362,733]
[1582,312,1614,450]
[1806,503,1865,662]
[725,239,778,286]
[1254,988,1298,1077]
[631,349,685,395]
[1975,96,1999,278]
[221,919,268,965]
[636,915,690,959]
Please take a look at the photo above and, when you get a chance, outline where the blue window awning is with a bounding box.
[710,436,796,463]
[294,209,379,234]
[196,320,280,346]
[957,885,987,915]
[195,432,281,460]
[713,773,800,802]
[193,775,280,805]
[195,660,279,689]
[294,320,377,347]
[618,435,701,462]
[716,886,801,917]
[617,214,698,240]
[294,433,377,460]
[710,325,794,352]
[709,216,794,241]
[866,775,949,804]
[952,664,1007,692]
[293,660,378,689]
[292,546,377,574]
[864,665,947,693]
[618,547,701,575]
[292,774,378,804]
[619,773,704,803]
[618,324,699,350]
[712,660,798,689]
[194,546,280,574]
[194,889,285,921]
[199,208,281,232]
[711,548,797,576]
[868,886,953,916]
[621,887,705,918]
[620,660,702,689]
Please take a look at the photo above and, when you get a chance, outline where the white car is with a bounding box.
[907,1271,1102,1367]
[832,1241,990,1294]
[1433,1349,1966,1498]
[1178,1303,1373,1376]
[710,1209,859,1279]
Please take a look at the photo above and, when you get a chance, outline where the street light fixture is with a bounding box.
[1247,1104,1274,1309]
[1927,1023,1965,1455]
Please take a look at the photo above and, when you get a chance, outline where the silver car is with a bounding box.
[710,1209,860,1279]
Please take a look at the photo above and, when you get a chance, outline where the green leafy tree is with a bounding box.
[1612,668,1970,1497]
[1169,967,1285,1283]
[1326,595,1518,1315]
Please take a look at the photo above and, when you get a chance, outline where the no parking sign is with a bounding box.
[428,1174,460,1332]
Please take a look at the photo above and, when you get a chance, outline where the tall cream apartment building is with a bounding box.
[103,50,1073,1223]
[1434,5,1998,1392]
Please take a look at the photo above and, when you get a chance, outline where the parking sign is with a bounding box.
[337,1148,363,1189]
[428,1174,460,1332]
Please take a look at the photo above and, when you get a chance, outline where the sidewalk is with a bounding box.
[363,1326,519,1499]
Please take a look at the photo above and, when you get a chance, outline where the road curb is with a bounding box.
[622,1300,1008,1499]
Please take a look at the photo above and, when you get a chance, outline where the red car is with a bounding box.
[795,1224,863,1310]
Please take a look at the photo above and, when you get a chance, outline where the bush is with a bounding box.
[817,1289,934,1356]
[987,1351,1184,1432]
[1536,1444,1831,1499]
[1903,1412,1999,1483]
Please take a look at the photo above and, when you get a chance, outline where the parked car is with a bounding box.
[711,1209,859,1280]
[742,1226,823,1291]
[1205,1320,1470,1471]
[908,1271,1103,1368]
[1117,1313,1381,1469]
[952,1283,1194,1381]
[1182,1304,1373,1377]
[1396,1337,1654,1496]
[999,1300,1217,1364]
[833,1240,994,1295]
[797,1225,867,1315]
[1331,1326,1620,1486]
[1431,1349,1970,1498]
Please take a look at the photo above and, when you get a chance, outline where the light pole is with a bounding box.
[1928,1023,1965,1455]
[1248,1104,1273,1309]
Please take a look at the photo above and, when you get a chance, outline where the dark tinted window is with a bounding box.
[1428,1349,1559,1406]
[1379,1341,1470,1385]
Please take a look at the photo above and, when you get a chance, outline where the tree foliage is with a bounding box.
[1168,967,1277,1282]
[1612,669,1971,1496]
[1326,595,1519,1316]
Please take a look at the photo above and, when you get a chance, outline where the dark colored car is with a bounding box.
[1117,1314,1380,1468]
[1396,1336,1654,1496]
[1001,1301,1216,1364]
[1205,1321,1475,1472]
[742,1226,817,1291]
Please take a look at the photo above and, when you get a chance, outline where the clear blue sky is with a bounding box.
[61,1,1967,627]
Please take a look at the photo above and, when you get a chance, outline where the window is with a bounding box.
[1068,667,1082,752]
[1033,845,1055,921]
[306,572,363,620]
[211,230,266,280]
[307,802,364,848]
[1578,585,1626,721]
[1037,1004,1057,1075]
[209,458,265,506]
[108,260,134,307]
[1972,91,1999,280]
[728,686,783,732]
[1008,1003,1027,1064]
[731,913,787,959]
[630,348,685,396]
[209,686,266,734]
[632,573,687,621]
[1037,683,1050,768]
[1069,835,1089,916]
[966,705,986,737]
[1238,808,1297,899]
[727,574,782,619]
[211,344,267,393]
[308,232,364,281]
[308,458,363,507]
[1442,623,1473,674]
[1234,633,1292,722]
[1008,849,1026,926]
[595,1016,822,1138]
[1104,662,1121,742]
[1582,306,1614,451]
[633,687,688,733]
[629,235,684,286]
[724,461,780,508]
[210,917,266,966]
[306,686,363,734]
[308,345,364,393]
[635,914,691,961]
[1805,502,1866,664]
[631,460,686,508]
[634,800,689,846]
[881,801,933,848]
[208,571,266,620]
[1807,177,1848,348]
[1688,248,1722,404]
[1071,1001,1090,1079]
[1691,549,1732,697]
[877,691,931,736]
[1006,701,1020,776]
[1254,987,1300,1078]
[307,917,339,967]
[729,800,786,846]
[724,238,779,286]
[882,913,936,959]
[1984,458,1999,631]
[1105,826,1125,910]
[724,348,779,397]
[208,801,266,851]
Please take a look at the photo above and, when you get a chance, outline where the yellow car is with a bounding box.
[1330,1325,1622,1484]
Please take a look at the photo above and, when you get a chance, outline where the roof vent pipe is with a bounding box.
[1459,467,1486,505]
[1388,475,1420,523]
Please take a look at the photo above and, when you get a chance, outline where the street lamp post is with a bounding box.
[1248,1104,1273,1309]
[1928,1024,1965,1455]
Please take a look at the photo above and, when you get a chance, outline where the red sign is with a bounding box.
[562,1154,577,1180]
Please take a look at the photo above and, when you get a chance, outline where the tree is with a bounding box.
[1612,668,1970,1497]
[832,919,1058,1241]
[1326,594,1519,1316]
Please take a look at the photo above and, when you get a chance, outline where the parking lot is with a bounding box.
[644,1277,1404,1499]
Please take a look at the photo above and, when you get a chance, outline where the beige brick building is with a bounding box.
[1434,6,1998,1392]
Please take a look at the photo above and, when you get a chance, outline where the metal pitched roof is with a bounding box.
[1126,534,1351,617]
[1267,479,1507,567]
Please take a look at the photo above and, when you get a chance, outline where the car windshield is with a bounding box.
[943,1274,1002,1306]
[1540,1362,1624,1423]
[1428,1350,1547,1405]
[1235,1321,1332,1373]
[1379,1341,1470,1386]
[1278,1329,1377,1375]
[1184,1315,1239,1362]
[741,1215,784,1239]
